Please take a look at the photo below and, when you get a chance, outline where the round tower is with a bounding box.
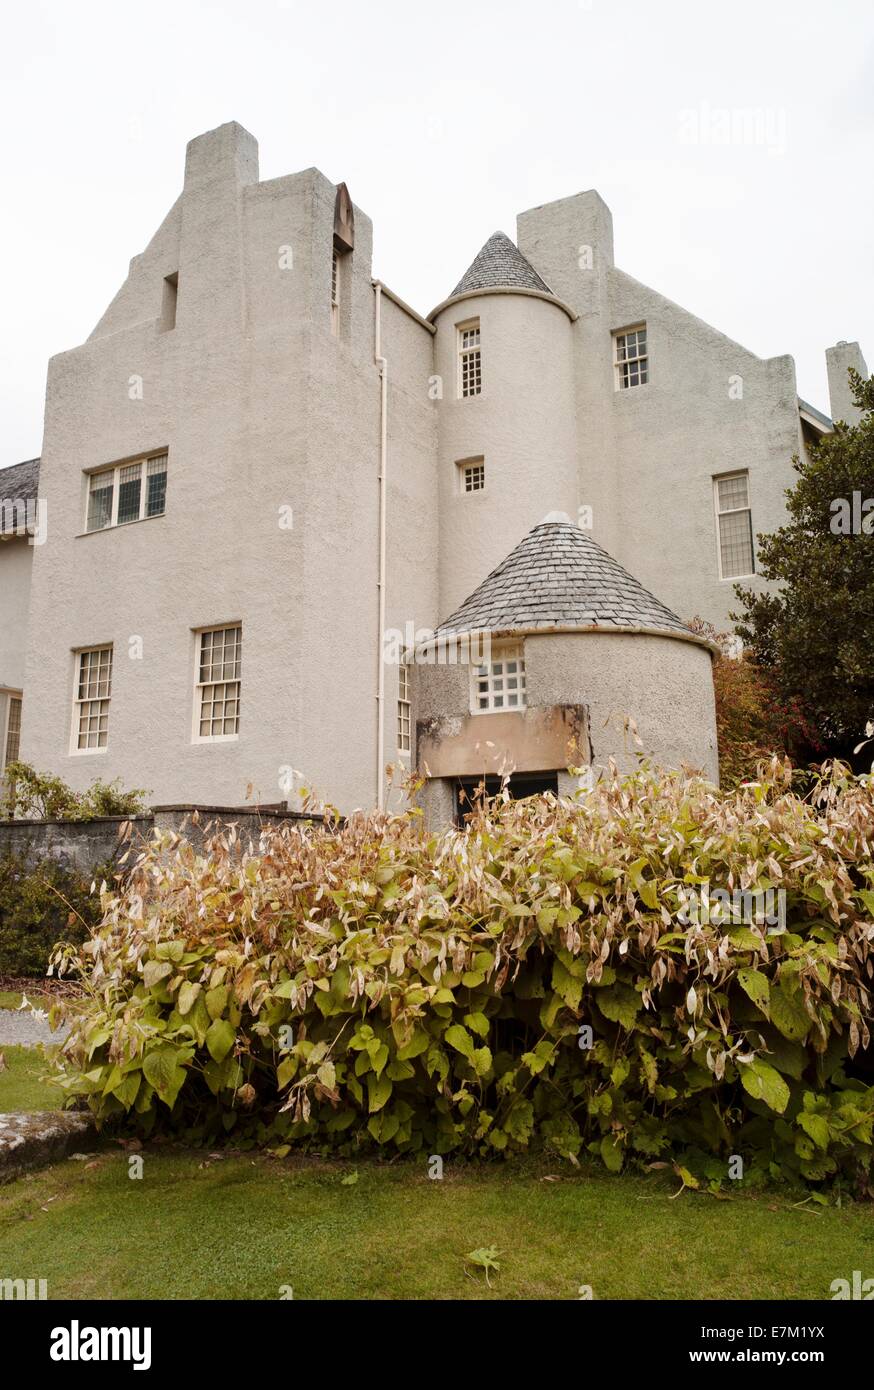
[430,232,578,619]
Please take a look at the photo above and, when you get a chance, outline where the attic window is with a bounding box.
[614,325,647,389]
[160,273,178,332]
[472,644,526,713]
[458,320,482,398]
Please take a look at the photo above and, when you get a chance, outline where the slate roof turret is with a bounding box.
[434,519,699,641]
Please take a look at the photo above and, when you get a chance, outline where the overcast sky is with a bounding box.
[1,0,872,469]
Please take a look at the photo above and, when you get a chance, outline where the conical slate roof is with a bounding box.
[449,231,554,299]
[434,520,694,639]
[0,457,40,501]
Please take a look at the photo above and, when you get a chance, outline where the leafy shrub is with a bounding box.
[0,855,111,977]
[51,765,874,1193]
[1,762,149,822]
[688,619,819,787]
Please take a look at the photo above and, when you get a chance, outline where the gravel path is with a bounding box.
[0,1007,69,1048]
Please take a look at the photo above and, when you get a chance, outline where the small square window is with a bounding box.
[471,644,527,713]
[459,459,485,493]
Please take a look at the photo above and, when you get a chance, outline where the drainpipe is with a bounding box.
[373,282,388,811]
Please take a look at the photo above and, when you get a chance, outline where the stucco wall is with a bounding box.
[517,191,809,632]
[414,627,718,791]
[432,291,578,619]
[526,631,717,780]
[0,536,32,691]
[20,123,434,817]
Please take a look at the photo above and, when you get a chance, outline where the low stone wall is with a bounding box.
[0,1111,97,1184]
[0,815,144,874]
[0,805,325,874]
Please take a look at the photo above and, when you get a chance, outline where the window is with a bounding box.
[715,472,755,578]
[85,453,168,532]
[3,695,22,767]
[331,250,340,335]
[472,644,526,713]
[614,325,648,389]
[195,625,241,740]
[397,664,411,753]
[459,459,485,493]
[458,320,482,398]
[73,647,112,751]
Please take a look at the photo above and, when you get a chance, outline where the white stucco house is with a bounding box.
[0,121,867,823]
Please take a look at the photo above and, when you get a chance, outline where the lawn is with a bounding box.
[0,1045,63,1112]
[1,1146,872,1300]
[1,1012,872,1302]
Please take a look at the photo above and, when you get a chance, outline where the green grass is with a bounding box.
[0,1045,64,1112]
[1,1149,872,1300]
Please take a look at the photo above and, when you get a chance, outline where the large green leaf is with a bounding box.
[206,1017,236,1063]
[142,1047,186,1109]
[739,1058,790,1114]
[769,984,811,1042]
[737,968,770,1011]
[596,984,640,1029]
[444,1025,475,1060]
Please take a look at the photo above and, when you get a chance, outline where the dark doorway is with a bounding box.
[454,770,559,826]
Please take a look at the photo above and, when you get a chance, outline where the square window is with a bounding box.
[459,459,485,493]
[471,645,526,713]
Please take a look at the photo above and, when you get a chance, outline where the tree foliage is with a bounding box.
[1,762,149,822]
[734,371,874,744]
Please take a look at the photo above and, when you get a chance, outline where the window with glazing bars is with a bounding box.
[458,321,482,397]
[397,664,411,753]
[715,472,755,578]
[472,645,526,712]
[74,647,112,750]
[195,626,241,738]
[615,326,648,389]
[461,459,485,492]
[4,696,21,766]
[86,453,168,532]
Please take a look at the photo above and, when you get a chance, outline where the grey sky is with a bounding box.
[1,0,872,469]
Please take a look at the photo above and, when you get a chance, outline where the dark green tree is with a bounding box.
[734,371,874,748]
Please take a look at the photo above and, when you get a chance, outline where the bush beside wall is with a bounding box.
[0,855,111,978]
[51,765,874,1192]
